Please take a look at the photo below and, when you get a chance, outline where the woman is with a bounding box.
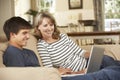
[34,12,120,76]
[34,12,89,74]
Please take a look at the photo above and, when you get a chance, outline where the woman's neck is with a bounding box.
[43,37,59,44]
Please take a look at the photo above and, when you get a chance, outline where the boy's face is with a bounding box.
[10,29,31,48]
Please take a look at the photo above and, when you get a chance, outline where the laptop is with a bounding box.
[62,46,104,77]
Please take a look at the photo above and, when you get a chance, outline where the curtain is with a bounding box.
[93,0,104,31]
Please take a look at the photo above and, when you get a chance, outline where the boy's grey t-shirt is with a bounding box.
[3,45,40,67]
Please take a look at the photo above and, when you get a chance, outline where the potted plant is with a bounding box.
[25,9,38,25]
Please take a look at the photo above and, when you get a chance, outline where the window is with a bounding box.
[36,0,55,13]
[104,0,120,31]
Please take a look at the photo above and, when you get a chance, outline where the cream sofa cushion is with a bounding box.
[102,45,120,60]
[0,42,8,67]
[0,33,7,43]
[0,67,61,80]
[0,51,5,67]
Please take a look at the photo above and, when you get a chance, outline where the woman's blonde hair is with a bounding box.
[34,12,60,39]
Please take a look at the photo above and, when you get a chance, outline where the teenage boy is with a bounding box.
[3,17,40,67]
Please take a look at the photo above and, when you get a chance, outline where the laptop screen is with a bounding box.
[86,46,104,73]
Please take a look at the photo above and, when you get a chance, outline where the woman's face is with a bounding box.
[38,18,54,39]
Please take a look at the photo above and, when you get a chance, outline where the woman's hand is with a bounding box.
[84,52,90,58]
[58,67,72,75]
[69,69,86,74]
[58,67,86,75]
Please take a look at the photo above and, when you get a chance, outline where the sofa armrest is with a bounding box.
[0,67,61,80]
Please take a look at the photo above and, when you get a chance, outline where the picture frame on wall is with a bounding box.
[68,0,83,9]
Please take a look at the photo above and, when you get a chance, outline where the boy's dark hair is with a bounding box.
[3,17,32,40]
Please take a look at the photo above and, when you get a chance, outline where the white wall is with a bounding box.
[0,0,14,34]
[15,0,31,21]
[0,0,95,32]
[54,0,94,26]
[0,0,31,34]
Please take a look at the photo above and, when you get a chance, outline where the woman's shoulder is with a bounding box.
[60,33,68,38]
[37,39,49,47]
[59,33,70,42]
[37,39,44,44]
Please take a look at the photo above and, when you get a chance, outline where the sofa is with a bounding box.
[0,33,120,80]
[0,33,61,80]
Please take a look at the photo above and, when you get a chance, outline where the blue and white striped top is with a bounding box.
[37,33,87,71]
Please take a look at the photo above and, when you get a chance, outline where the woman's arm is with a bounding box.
[57,67,86,75]
[37,44,53,67]
[84,51,90,59]
[57,67,72,75]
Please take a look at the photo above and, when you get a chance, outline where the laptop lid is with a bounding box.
[86,46,104,73]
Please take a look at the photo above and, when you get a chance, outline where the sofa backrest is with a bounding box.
[0,52,5,67]
[23,34,43,66]
[0,42,8,67]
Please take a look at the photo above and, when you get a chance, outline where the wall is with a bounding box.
[15,0,31,21]
[0,0,14,34]
[0,0,95,33]
[0,0,31,34]
[54,0,94,26]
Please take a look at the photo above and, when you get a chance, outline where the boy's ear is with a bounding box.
[10,32,16,38]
